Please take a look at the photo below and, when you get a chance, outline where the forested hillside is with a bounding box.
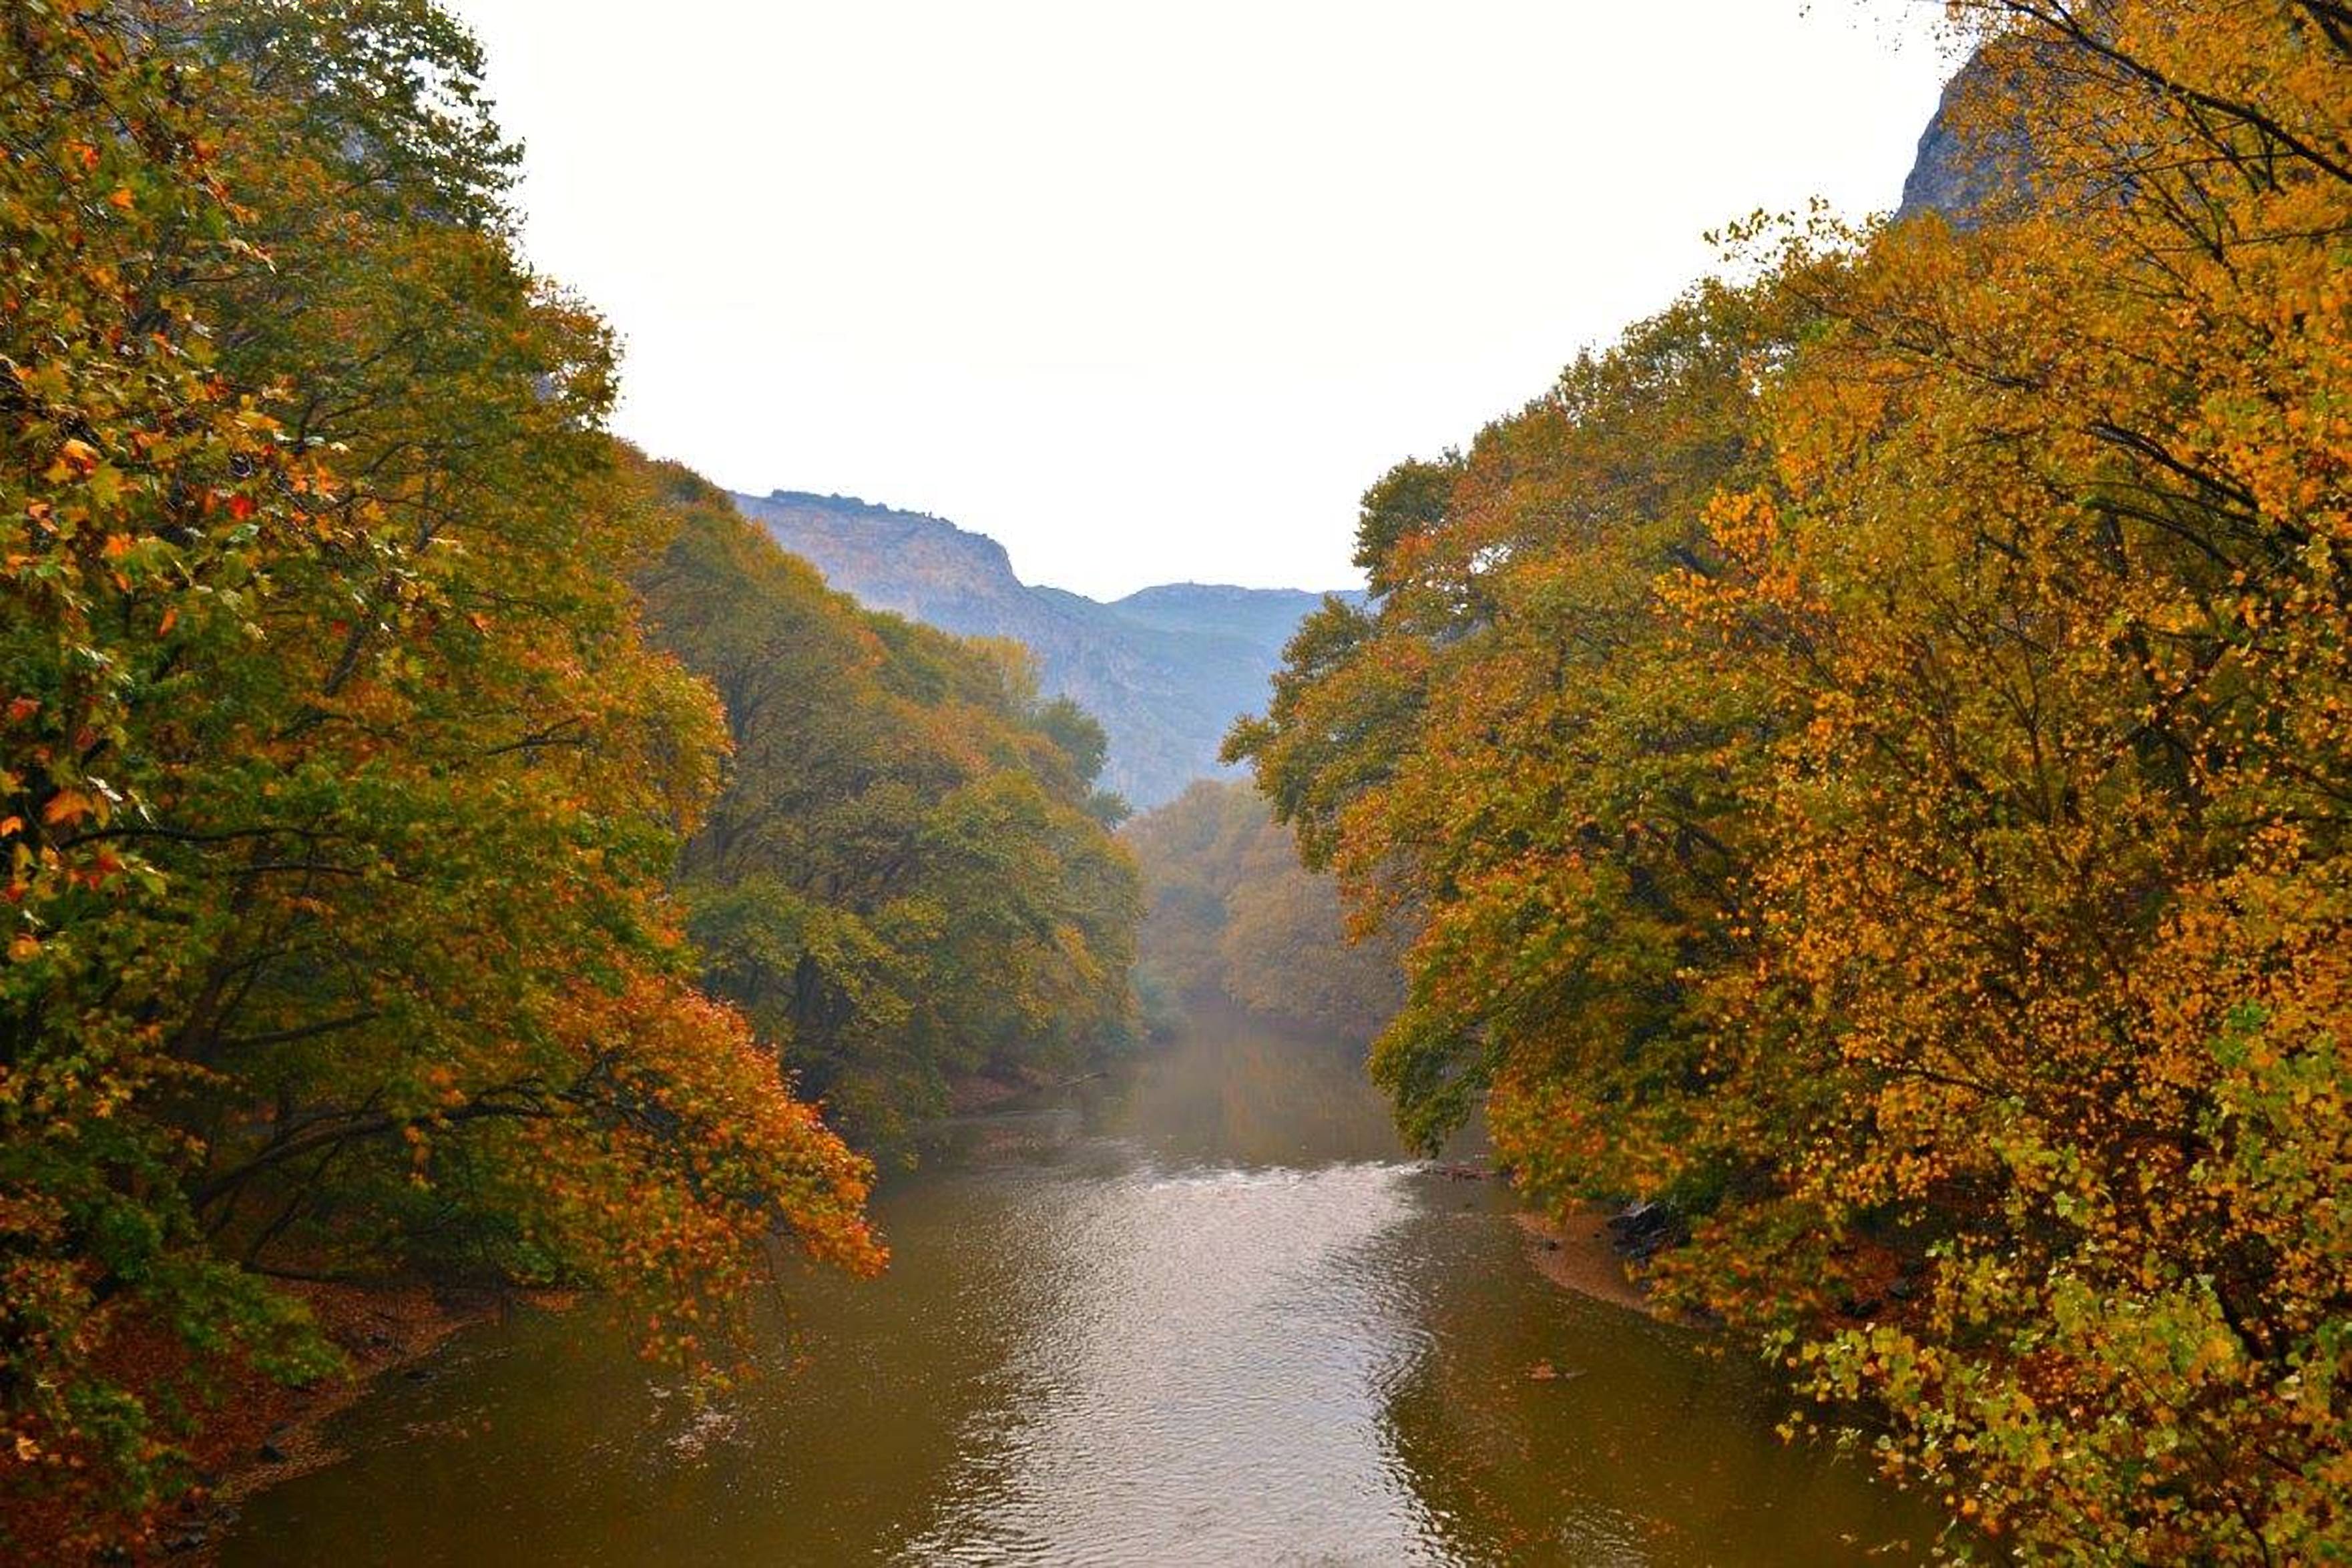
[735,489,1360,808]
[0,3,1134,1551]
[1231,3,2351,1557]
[1124,780,1401,1042]
[642,468,1138,1145]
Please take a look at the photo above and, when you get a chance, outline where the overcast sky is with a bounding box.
[441,1,1958,600]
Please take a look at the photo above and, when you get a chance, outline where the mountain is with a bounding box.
[730,491,1357,810]
[1899,45,2041,224]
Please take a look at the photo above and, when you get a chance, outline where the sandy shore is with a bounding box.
[1511,1206,1651,1312]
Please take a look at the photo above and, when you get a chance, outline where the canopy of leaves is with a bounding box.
[638,464,1140,1150]
[2,3,883,1549]
[1232,3,2352,1557]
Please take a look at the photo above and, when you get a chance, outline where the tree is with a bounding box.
[638,463,1140,1149]
[3,7,879,1547]
[1232,280,1787,1159]
[1234,3,2351,1553]
[1122,778,1405,1041]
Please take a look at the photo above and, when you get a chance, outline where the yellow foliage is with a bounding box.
[1236,3,2352,1556]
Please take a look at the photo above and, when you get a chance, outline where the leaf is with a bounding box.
[41,790,94,827]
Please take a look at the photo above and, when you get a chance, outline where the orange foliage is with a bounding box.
[1,5,879,1547]
[1235,3,2351,1556]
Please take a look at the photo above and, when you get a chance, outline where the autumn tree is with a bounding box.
[1666,3,2352,1553]
[3,5,879,1547]
[1122,778,1405,1041]
[1230,280,1789,1157]
[1234,1,2350,1555]
[638,463,1140,1148]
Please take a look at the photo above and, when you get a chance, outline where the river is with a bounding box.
[221,1011,1943,1565]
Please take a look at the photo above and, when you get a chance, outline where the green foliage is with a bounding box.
[1,5,879,1548]
[1352,456,1460,596]
[638,465,1141,1149]
[1233,3,2352,1557]
[1232,280,1783,1164]
[1122,779,1404,1041]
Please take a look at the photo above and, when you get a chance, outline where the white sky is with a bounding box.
[443,1,1958,599]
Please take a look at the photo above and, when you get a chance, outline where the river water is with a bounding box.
[222,1013,1943,1566]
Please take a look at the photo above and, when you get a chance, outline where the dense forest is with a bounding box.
[1230,1,2349,1558]
[1123,779,1402,1041]
[0,1,1134,1551]
[643,463,1138,1147]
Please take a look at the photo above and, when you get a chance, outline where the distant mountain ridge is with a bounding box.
[731,490,1359,809]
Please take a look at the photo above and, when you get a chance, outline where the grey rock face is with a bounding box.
[1898,46,2047,224]
[1899,57,1986,220]
[732,491,1359,810]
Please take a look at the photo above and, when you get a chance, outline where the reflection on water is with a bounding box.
[222,1011,1943,1566]
[905,1162,1435,1565]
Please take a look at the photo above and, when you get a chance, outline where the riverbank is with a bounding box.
[158,1280,571,1562]
[1511,1205,1652,1313]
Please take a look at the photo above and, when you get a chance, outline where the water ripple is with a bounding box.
[905,1161,1450,1567]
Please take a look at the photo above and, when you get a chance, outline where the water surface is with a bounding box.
[223,1013,1941,1565]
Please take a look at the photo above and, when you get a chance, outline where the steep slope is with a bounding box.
[641,466,1139,1145]
[732,490,1357,809]
[1898,44,2043,224]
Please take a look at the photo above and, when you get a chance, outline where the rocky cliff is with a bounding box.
[732,491,1356,810]
[1899,45,2043,223]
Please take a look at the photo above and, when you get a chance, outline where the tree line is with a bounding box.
[1,1,1134,1550]
[1229,2,2350,1557]
[1122,778,1402,1042]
